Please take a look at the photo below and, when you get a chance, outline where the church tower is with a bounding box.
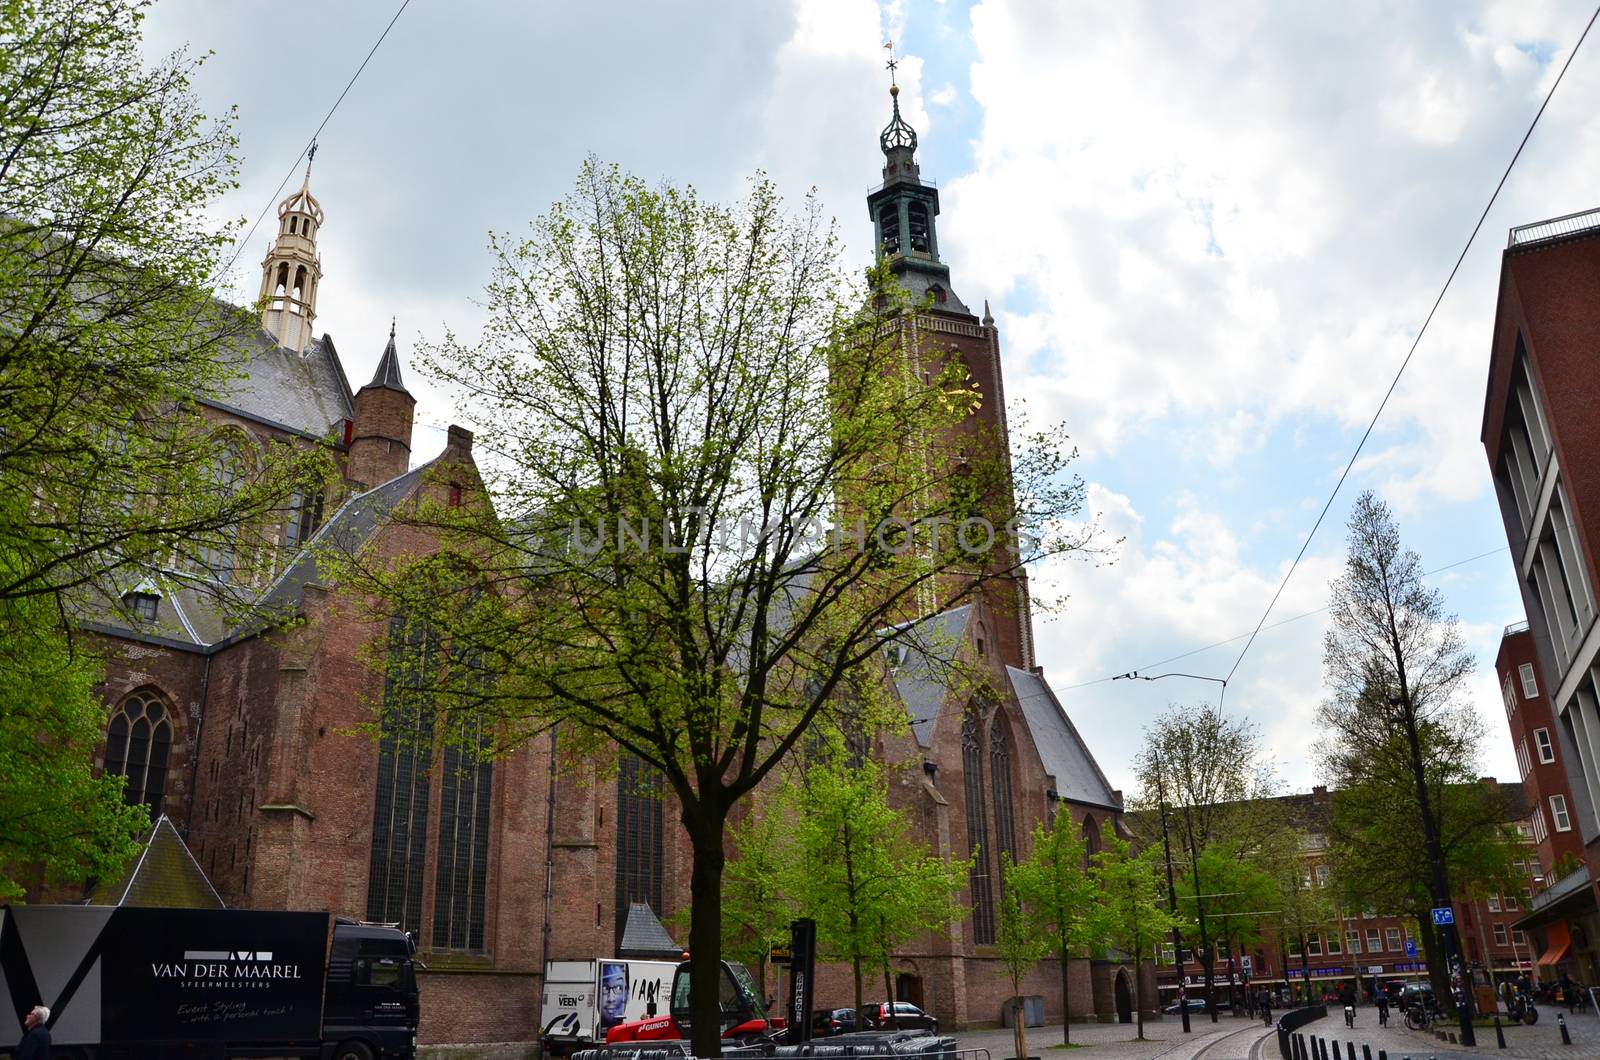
[866,75,1036,671]
[259,154,324,351]
[347,321,416,490]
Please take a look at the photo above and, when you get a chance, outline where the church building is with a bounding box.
[67,89,1137,1044]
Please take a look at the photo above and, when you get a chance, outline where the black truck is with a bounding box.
[0,905,419,1060]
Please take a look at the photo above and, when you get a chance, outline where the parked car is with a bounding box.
[1163,998,1209,1015]
[864,1002,938,1034]
[810,1008,860,1036]
[1396,981,1434,1010]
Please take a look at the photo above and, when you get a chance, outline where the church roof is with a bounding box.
[889,604,974,749]
[618,902,680,958]
[207,329,354,437]
[1007,665,1121,811]
[88,815,224,908]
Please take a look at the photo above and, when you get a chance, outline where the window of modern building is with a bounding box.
[1315,864,1330,888]
[1307,935,1322,956]
[1493,923,1508,946]
[962,708,995,944]
[434,723,493,952]
[1504,892,1519,911]
[103,689,173,812]
[1327,933,1341,954]
[1504,674,1518,716]
[1532,805,1549,843]
[616,751,664,947]
[1551,793,1572,832]
[1387,927,1401,951]
[1367,928,1382,951]
[1535,728,1555,764]
[1347,930,1361,953]
[1487,894,1500,912]
[1519,662,1539,699]
[1517,739,1531,780]
[1513,929,1527,946]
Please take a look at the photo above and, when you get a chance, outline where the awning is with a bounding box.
[1537,921,1571,966]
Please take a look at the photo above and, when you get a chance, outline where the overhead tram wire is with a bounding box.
[1057,544,1508,693]
[1220,5,1600,693]
[213,0,416,287]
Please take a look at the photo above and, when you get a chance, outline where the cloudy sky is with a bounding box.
[143,0,1600,796]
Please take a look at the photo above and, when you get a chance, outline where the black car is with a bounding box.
[865,1002,938,1034]
[1163,998,1208,1015]
[810,1008,860,1036]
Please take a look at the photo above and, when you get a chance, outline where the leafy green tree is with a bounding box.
[1318,491,1513,1007]
[1134,704,1275,1020]
[1091,824,1176,1041]
[787,745,968,1028]
[0,0,327,886]
[998,855,1049,1060]
[1178,842,1277,1009]
[1010,819,1099,1044]
[0,589,149,896]
[1257,827,1335,1001]
[722,784,796,1000]
[332,160,1093,1054]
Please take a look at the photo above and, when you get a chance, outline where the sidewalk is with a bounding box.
[953,1014,1276,1060]
[1286,1006,1600,1060]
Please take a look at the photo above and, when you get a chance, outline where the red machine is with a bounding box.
[604,958,770,1045]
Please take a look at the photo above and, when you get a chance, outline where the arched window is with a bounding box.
[878,203,901,257]
[435,717,493,951]
[615,751,664,949]
[197,441,244,583]
[273,263,289,309]
[291,266,307,314]
[962,707,995,944]
[289,217,297,235]
[907,201,931,253]
[367,609,437,937]
[989,715,1016,880]
[105,690,173,812]
[1082,813,1102,865]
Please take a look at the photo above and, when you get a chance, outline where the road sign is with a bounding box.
[1432,906,1455,926]
[1241,956,1253,974]
[1368,966,1383,975]
[1405,939,1418,958]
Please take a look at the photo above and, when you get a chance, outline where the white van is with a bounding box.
[540,958,677,1053]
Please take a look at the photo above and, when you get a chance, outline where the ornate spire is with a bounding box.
[367,318,410,394]
[879,41,918,157]
[259,143,325,350]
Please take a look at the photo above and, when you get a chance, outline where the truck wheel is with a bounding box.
[333,1041,376,1060]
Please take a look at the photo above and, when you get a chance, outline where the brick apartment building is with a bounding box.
[1154,785,1540,1005]
[1481,207,1600,987]
[53,94,1147,1042]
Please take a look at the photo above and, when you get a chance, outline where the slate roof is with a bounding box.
[1007,665,1121,810]
[889,604,974,749]
[205,324,354,438]
[365,326,410,395]
[618,902,680,958]
[89,815,224,908]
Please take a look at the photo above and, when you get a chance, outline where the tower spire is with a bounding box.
[259,145,326,351]
[368,318,409,394]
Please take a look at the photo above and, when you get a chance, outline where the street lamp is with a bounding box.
[1387,693,1475,1046]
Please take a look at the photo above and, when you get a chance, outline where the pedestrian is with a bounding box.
[1259,989,1272,1026]
[16,1004,50,1060]
[1561,972,1578,1013]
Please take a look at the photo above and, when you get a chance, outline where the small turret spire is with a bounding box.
[368,319,410,394]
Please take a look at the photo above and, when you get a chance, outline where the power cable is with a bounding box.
[1059,544,1508,692]
[1221,6,1600,690]
[214,0,416,286]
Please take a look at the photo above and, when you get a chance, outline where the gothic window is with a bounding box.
[104,689,173,812]
[615,752,664,946]
[877,203,901,257]
[989,715,1016,879]
[196,441,244,583]
[962,707,995,944]
[366,610,437,937]
[284,479,325,551]
[433,720,493,951]
[1082,813,1102,865]
[907,201,931,253]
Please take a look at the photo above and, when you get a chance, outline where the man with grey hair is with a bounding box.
[14,1003,50,1060]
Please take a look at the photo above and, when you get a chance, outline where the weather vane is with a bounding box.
[884,39,898,87]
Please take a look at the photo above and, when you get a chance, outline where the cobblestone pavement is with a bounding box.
[1285,1005,1600,1060]
[953,1014,1277,1060]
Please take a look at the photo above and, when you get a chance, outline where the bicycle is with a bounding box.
[1403,999,1439,1032]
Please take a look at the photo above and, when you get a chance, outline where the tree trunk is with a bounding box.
[1013,996,1029,1060]
[688,809,729,1058]
[853,954,864,1031]
[1417,918,1451,1008]
[882,958,895,1036]
[1059,942,1072,1045]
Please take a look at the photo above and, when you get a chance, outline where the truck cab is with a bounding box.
[323,919,421,1060]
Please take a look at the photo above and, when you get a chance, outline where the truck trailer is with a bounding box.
[0,905,419,1060]
[540,959,677,1055]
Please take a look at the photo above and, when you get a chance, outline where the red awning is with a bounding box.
[1538,921,1571,966]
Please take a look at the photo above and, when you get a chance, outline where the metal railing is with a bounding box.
[1508,207,1600,248]
[1504,620,1530,637]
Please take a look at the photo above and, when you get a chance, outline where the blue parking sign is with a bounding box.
[1405,939,1417,958]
